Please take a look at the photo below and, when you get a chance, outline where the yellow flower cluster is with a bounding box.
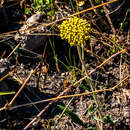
[58,17,92,46]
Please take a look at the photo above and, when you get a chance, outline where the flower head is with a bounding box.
[58,17,92,46]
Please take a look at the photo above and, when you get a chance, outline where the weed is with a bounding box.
[58,16,103,129]
[58,104,86,128]
[49,38,60,72]
[25,0,55,16]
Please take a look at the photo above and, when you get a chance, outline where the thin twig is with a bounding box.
[6,69,34,109]
[0,70,14,82]
[0,0,118,37]
[9,74,129,111]
[0,48,126,112]
[23,74,129,129]
[20,0,119,34]
[102,1,116,34]
[36,42,47,88]
[53,97,74,129]
[7,43,21,60]
[0,43,20,68]
[117,9,129,36]
[23,48,126,129]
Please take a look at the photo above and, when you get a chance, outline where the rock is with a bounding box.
[15,12,49,50]
[0,7,8,29]
[0,58,10,107]
[0,58,10,77]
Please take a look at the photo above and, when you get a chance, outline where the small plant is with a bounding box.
[58,16,92,73]
[25,0,55,15]
[95,0,101,4]
[58,105,86,128]
[25,0,44,14]
[59,16,103,129]
[32,0,44,12]
[49,38,60,72]
[107,114,118,124]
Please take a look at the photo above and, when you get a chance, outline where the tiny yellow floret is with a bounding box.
[58,17,92,46]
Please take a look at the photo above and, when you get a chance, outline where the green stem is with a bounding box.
[77,45,103,129]
[77,46,87,74]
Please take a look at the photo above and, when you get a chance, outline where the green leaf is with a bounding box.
[47,10,54,16]
[112,36,116,44]
[88,106,103,122]
[93,116,104,123]
[100,9,104,13]
[95,0,101,4]
[119,22,128,29]
[107,114,118,124]
[58,105,85,127]
[33,0,43,6]
[112,49,115,53]
[88,105,95,118]
[0,91,15,96]
[25,8,31,15]
[86,126,98,130]
[78,83,90,91]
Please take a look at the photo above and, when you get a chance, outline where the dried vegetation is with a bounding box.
[0,0,129,129]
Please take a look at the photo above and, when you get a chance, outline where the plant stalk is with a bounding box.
[77,45,103,130]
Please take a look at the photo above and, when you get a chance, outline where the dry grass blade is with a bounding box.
[23,47,126,129]
[20,0,119,34]
[0,69,35,111]
[0,43,21,70]
[23,74,129,130]
[102,1,116,34]
[0,70,14,82]
[8,69,34,107]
